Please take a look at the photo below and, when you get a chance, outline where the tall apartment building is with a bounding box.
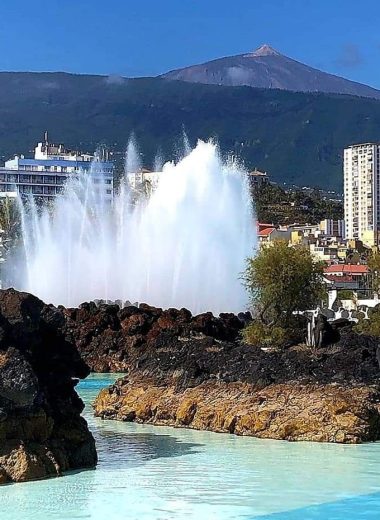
[344,143,380,247]
[0,134,114,202]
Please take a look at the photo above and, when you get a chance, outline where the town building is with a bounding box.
[344,143,380,247]
[247,169,269,187]
[319,219,345,239]
[258,226,290,244]
[0,134,114,201]
[309,242,347,263]
[323,264,369,278]
[323,264,370,293]
[127,168,161,194]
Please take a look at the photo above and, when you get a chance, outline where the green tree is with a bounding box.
[0,196,21,252]
[242,241,324,347]
[368,250,380,293]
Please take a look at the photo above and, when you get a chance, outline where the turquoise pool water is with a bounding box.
[1,373,380,519]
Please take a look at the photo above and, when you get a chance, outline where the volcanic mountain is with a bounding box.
[161,44,380,99]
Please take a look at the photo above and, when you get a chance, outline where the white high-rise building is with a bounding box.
[0,134,114,202]
[344,143,380,246]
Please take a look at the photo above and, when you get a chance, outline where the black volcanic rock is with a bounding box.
[0,289,96,485]
[64,301,380,389]
[161,44,380,99]
[64,303,245,373]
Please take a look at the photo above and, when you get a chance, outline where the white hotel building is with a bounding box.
[344,143,380,247]
[0,135,114,201]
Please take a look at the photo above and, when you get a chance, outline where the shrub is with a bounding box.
[354,306,380,336]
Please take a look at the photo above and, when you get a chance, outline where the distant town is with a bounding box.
[0,134,379,312]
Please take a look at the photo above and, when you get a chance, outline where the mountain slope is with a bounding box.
[2,72,380,189]
[161,44,380,100]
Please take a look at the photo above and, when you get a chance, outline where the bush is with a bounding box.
[354,306,380,336]
[337,289,354,300]
[242,319,304,349]
[242,322,287,348]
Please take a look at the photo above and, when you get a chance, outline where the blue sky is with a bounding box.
[1,0,380,87]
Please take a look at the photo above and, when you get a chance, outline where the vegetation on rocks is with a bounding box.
[354,306,380,337]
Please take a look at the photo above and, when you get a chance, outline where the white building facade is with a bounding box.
[127,169,161,192]
[0,136,114,202]
[344,143,380,246]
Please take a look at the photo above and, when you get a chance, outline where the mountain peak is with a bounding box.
[161,45,380,101]
[246,44,281,57]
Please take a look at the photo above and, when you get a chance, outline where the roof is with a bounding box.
[257,222,275,230]
[4,158,113,168]
[258,227,275,237]
[347,143,378,149]
[325,275,356,283]
[324,264,368,275]
[249,169,267,177]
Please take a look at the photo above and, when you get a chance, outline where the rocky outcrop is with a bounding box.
[0,289,96,484]
[63,302,245,372]
[86,303,380,443]
[94,378,380,444]
[44,298,380,444]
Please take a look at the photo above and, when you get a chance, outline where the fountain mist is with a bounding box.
[10,140,255,314]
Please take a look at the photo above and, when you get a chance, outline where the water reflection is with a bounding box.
[96,429,202,467]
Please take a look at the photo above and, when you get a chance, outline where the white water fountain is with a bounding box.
[10,140,255,314]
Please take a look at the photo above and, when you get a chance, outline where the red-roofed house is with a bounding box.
[258,227,290,244]
[257,222,275,233]
[323,264,369,278]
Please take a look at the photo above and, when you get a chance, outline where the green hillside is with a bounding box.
[1,72,380,189]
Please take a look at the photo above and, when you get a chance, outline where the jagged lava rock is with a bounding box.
[0,289,96,484]
[64,302,244,372]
